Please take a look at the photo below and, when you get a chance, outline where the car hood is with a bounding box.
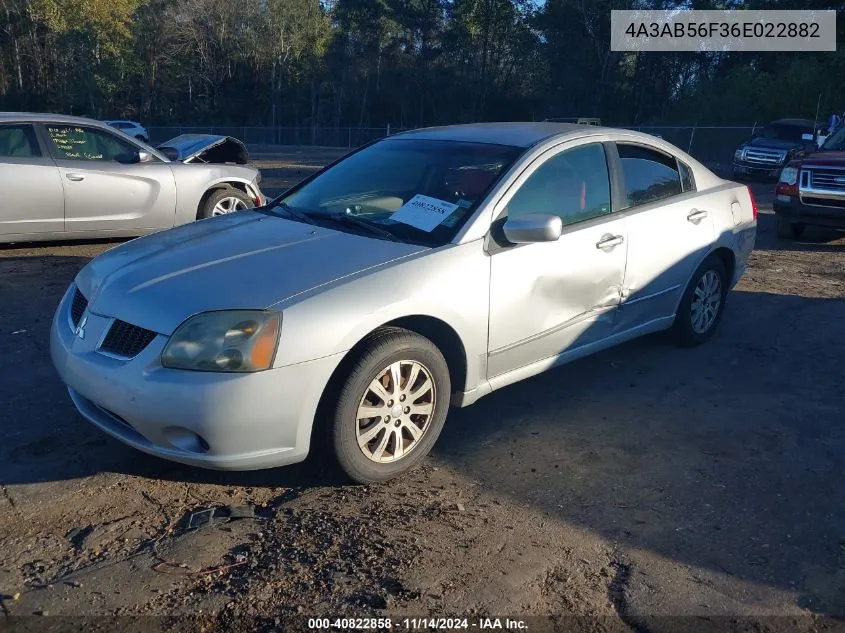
[76,212,427,335]
[801,150,845,165]
[742,137,802,151]
[156,134,249,164]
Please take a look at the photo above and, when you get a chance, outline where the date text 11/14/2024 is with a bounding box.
[307,617,529,630]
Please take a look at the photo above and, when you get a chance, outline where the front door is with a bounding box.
[40,123,177,234]
[487,141,628,378]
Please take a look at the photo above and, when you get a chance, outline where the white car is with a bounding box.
[51,122,758,483]
[103,119,150,143]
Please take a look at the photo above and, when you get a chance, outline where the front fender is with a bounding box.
[272,240,490,393]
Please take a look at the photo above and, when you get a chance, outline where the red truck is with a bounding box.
[774,126,845,238]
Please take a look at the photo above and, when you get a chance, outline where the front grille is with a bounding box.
[70,288,88,327]
[743,148,785,166]
[802,196,845,209]
[99,319,157,359]
[809,169,845,191]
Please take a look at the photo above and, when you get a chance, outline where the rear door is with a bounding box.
[0,123,65,237]
[613,142,717,331]
[39,123,177,233]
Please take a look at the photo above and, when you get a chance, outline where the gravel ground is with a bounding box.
[1,155,845,633]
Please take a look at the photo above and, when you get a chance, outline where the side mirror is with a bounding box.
[502,213,563,244]
[115,149,141,164]
[138,150,153,163]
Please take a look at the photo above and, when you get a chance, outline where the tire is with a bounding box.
[330,327,451,484]
[672,255,728,347]
[198,187,254,220]
[775,215,805,239]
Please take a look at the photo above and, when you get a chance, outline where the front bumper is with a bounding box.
[50,285,343,471]
[773,195,845,229]
[732,162,784,178]
[247,181,267,207]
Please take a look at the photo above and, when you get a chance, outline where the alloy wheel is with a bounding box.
[690,269,722,334]
[211,196,248,216]
[355,360,436,464]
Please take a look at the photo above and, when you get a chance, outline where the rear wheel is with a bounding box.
[330,327,451,483]
[198,187,253,219]
[672,255,728,347]
[775,215,805,239]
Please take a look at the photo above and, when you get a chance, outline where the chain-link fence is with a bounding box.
[147,124,760,168]
[148,126,404,149]
[619,125,758,168]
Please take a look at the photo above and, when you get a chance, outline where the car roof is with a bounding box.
[0,112,108,126]
[390,122,608,148]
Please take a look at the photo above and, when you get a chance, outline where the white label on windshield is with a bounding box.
[390,194,459,232]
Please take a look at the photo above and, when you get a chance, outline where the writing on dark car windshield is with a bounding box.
[270,139,523,245]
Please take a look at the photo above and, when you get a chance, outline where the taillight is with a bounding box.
[746,186,758,221]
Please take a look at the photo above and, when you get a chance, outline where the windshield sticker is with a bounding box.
[390,194,460,232]
[456,198,473,208]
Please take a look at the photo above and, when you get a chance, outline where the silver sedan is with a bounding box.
[50,122,757,483]
[0,113,264,244]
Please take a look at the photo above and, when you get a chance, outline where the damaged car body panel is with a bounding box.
[157,134,250,165]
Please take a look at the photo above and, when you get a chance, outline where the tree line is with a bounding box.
[1,0,843,128]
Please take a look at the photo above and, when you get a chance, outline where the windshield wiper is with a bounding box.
[322,213,401,242]
[268,201,318,226]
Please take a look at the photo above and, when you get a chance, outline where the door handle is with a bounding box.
[66,173,85,182]
[687,208,708,223]
[596,234,624,250]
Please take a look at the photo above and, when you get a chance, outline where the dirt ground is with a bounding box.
[1,152,845,633]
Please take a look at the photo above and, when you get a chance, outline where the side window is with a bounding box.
[0,124,41,158]
[506,143,612,226]
[679,160,696,192]
[617,143,683,208]
[46,125,136,162]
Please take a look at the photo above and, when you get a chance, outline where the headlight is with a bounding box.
[779,166,798,185]
[161,310,281,372]
[734,148,744,161]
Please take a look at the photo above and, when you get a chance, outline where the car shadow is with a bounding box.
[435,287,845,615]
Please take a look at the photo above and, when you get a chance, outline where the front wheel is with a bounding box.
[775,215,805,239]
[198,187,253,219]
[672,255,728,347]
[330,327,451,483]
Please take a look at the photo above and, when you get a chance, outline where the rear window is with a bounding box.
[0,124,41,158]
[617,143,683,208]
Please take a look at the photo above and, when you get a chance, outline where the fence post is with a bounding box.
[687,125,697,154]
[386,123,391,137]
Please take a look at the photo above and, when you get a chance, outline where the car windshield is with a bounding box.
[758,124,811,142]
[821,126,845,151]
[265,138,523,246]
